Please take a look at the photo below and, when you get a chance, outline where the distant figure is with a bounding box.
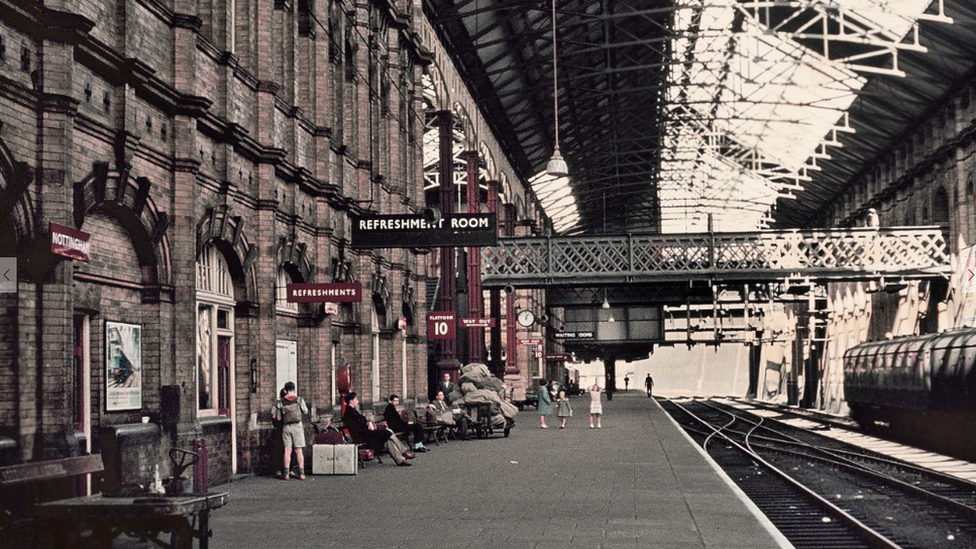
[537,379,553,429]
[644,374,654,398]
[866,208,880,228]
[437,372,456,403]
[589,384,603,429]
[555,391,572,429]
[271,382,308,480]
[624,376,630,392]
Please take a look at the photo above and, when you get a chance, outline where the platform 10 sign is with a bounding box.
[427,311,456,340]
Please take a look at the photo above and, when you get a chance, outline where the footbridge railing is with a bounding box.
[481,227,951,288]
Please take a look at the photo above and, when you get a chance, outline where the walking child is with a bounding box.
[556,390,572,429]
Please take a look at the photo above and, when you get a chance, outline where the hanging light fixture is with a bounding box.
[546,0,569,177]
[602,288,610,309]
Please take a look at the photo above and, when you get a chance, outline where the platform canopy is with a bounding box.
[424,0,975,234]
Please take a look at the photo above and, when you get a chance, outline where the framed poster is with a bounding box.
[105,321,142,411]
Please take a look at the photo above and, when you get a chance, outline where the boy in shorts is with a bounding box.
[272,381,308,479]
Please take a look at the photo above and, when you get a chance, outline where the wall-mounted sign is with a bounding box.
[546,354,570,361]
[50,222,91,262]
[351,213,497,248]
[427,311,456,340]
[518,337,543,346]
[287,283,362,303]
[554,331,595,340]
[460,317,495,328]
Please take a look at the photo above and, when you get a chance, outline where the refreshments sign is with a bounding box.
[427,311,456,340]
[50,222,91,262]
[287,283,362,303]
[351,213,497,248]
[460,317,495,328]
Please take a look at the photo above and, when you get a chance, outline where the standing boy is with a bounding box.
[272,381,308,479]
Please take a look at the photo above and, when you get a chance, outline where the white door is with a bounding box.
[276,340,298,394]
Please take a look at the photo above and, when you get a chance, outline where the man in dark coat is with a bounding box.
[437,372,456,403]
[383,394,428,452]
[342,392,415,466]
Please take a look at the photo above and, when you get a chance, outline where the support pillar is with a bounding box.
[435,111,460,377]
[464,151,484,363]
[503,203,517,377]
[487,181,503,377]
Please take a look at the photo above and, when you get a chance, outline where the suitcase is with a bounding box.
[311,444,358,475]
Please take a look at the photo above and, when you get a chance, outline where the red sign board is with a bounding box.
[460,317,495,328]
[532,350,543,359]
[50,222,91,262]
[518,338,543,346]
[427,311,456,340]
[546,354,570,362]
[287,283,362,303]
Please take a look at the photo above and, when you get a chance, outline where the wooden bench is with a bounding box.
[412,408,449,445]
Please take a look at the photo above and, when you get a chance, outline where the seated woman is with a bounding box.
[342,392,416,467]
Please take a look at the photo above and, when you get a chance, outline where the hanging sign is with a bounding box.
[287,283,362,303]
[460,317,495,328]
[351,213,497,248]
[518,337,543,346]
[50,222,91,262]
[532,350,543,359]
[427,311,456,340]
[546,354,570,361]
[554,331,595,340]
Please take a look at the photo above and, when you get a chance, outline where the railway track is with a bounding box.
[661,398,976,549]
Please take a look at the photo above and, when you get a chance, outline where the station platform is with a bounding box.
[208,392,792,549]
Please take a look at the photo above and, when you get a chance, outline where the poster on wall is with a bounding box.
[106,321,142,411]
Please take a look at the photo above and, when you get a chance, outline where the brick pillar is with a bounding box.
[29,36,79,459]
[170,3,203,437]
[436,111,460,376]
[464,151,484,363]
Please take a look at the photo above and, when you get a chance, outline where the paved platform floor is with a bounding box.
[209,392,793,549]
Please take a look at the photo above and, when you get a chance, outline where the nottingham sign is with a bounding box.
[351,213,497,249]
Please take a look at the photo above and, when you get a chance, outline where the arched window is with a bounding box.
[196,244,234,416]
[197,244,232,299]
[277,267,298,314]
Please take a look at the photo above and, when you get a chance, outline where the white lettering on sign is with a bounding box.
[428,314,454,321]
[358,218,445,231]
[433,321,449,336]
[52,233,91,256]
[450,217,489,229]
[290,288,358,298]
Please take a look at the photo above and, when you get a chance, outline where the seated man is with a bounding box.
[427,390,468,440]
[383,394,428,453]
[342,392,415,467]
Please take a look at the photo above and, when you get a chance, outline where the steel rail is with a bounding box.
[665,398,904,549]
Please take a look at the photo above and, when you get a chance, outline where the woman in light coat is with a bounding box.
[537,379,553,429]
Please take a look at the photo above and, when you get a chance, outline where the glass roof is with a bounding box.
[658,0,933,233]
[533,0,941,234]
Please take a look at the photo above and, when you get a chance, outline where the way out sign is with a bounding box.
[427,311,456,340]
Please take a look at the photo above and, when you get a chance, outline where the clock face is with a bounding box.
[517,310,535,327]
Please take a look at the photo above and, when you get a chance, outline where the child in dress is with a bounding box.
[589,384,602,429]
[556,390,573,429]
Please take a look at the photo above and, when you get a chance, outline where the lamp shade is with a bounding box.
[546,149,569,177]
